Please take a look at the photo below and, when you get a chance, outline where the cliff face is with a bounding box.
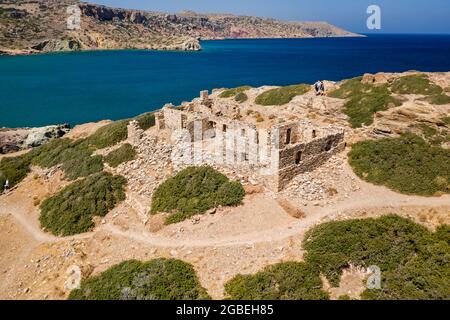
[0,0,359,54]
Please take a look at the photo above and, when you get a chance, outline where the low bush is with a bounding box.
[39,172,126,236]
[391,74,444,95]
[303,215,450,300]
[104,143,136,168]
[329,77,401,128]
[0,154,32,189]
[348,134,450,196]
[235,92,248,103]
[423,93,450,105]
[30,138,104,180]
[219,86,252,98]
[255,84,310,106]
[68,259,210,300]
[84,120,128,149]
[225,262,329,300]
[134,112,156,131]
[151,166,245,224]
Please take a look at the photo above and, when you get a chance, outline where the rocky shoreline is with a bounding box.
[0,124,70,154]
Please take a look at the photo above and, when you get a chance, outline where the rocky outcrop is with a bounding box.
[32,39,82,53]
[0,0,359,55]
[0,124,70,154]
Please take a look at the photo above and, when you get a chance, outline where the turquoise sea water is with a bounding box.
[1,34,450,128]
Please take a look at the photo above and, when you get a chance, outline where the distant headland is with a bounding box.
[0,0,360,55]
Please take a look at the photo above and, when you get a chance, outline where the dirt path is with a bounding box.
[2,170,449,249]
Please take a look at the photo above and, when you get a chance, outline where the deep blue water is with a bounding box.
[1,34,450,128]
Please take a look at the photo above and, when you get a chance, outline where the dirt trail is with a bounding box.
[2,169,449,249]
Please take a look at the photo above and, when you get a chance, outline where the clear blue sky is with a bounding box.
[91,0,450,34]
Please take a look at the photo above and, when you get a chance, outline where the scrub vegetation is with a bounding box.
[219,86,252,98]
[39,172,127,236]
[225,262,329,300]
[348,134,450,196]
[104,143,136,168]
[255,84,310,106]
[227,215,449,300]
[329,77,401,128]
[151,166,245,225]
[304,215,450,300]
[68,259,210,300]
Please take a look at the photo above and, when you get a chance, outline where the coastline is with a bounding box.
[0,34,365,57]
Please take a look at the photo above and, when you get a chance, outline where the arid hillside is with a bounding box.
[0,0,359,55]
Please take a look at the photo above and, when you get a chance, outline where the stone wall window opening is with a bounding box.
[325,139,333,152]
[241,129,246,137]
[295,151,302,165]
[223,124,227,132]
[312,129,317,139]
[208,121,217,129]
[286,128,292,145]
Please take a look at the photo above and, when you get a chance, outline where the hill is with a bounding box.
[0,0,359,55]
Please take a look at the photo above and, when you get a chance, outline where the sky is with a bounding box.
[91,0,450,34]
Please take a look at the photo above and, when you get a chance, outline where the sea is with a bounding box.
[1,34,450,128]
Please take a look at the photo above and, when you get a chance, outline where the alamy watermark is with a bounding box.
[168,120,281,175]
[367,5,382,30]
[366,265,382,290]
[67,5,81,30]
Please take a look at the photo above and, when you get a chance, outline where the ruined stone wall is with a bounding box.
[277,132,345,190]
[155,105,345,192]
[161,106,187,131]
[127,120,144,147]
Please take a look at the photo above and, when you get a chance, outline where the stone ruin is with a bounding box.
[151,90,346,192]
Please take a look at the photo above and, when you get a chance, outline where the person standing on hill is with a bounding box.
[3,179,9,193]
[320,81,325,96]
[314,80,322,96]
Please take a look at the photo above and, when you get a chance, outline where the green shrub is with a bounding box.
[255,84,310,106]
[329,77,401,128]
[424,94,450,105]
[442,117,450,126]
[39,172,126,236]
[225,262,329,300]
[84,120,128,149]
[31,139,104,181]
[349,134,450,196]
[215,181,246,206]
[220,86,252,98]
[0,154,32,189]
[391,74,444,95]
[362,239,450,300]
[419,124,438,138]
[235,92,248,103]
[134,112,155,131]
[151,166,245,224]
[104,144,136,168]
[303,215,450,299]
[68,259,210,300]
